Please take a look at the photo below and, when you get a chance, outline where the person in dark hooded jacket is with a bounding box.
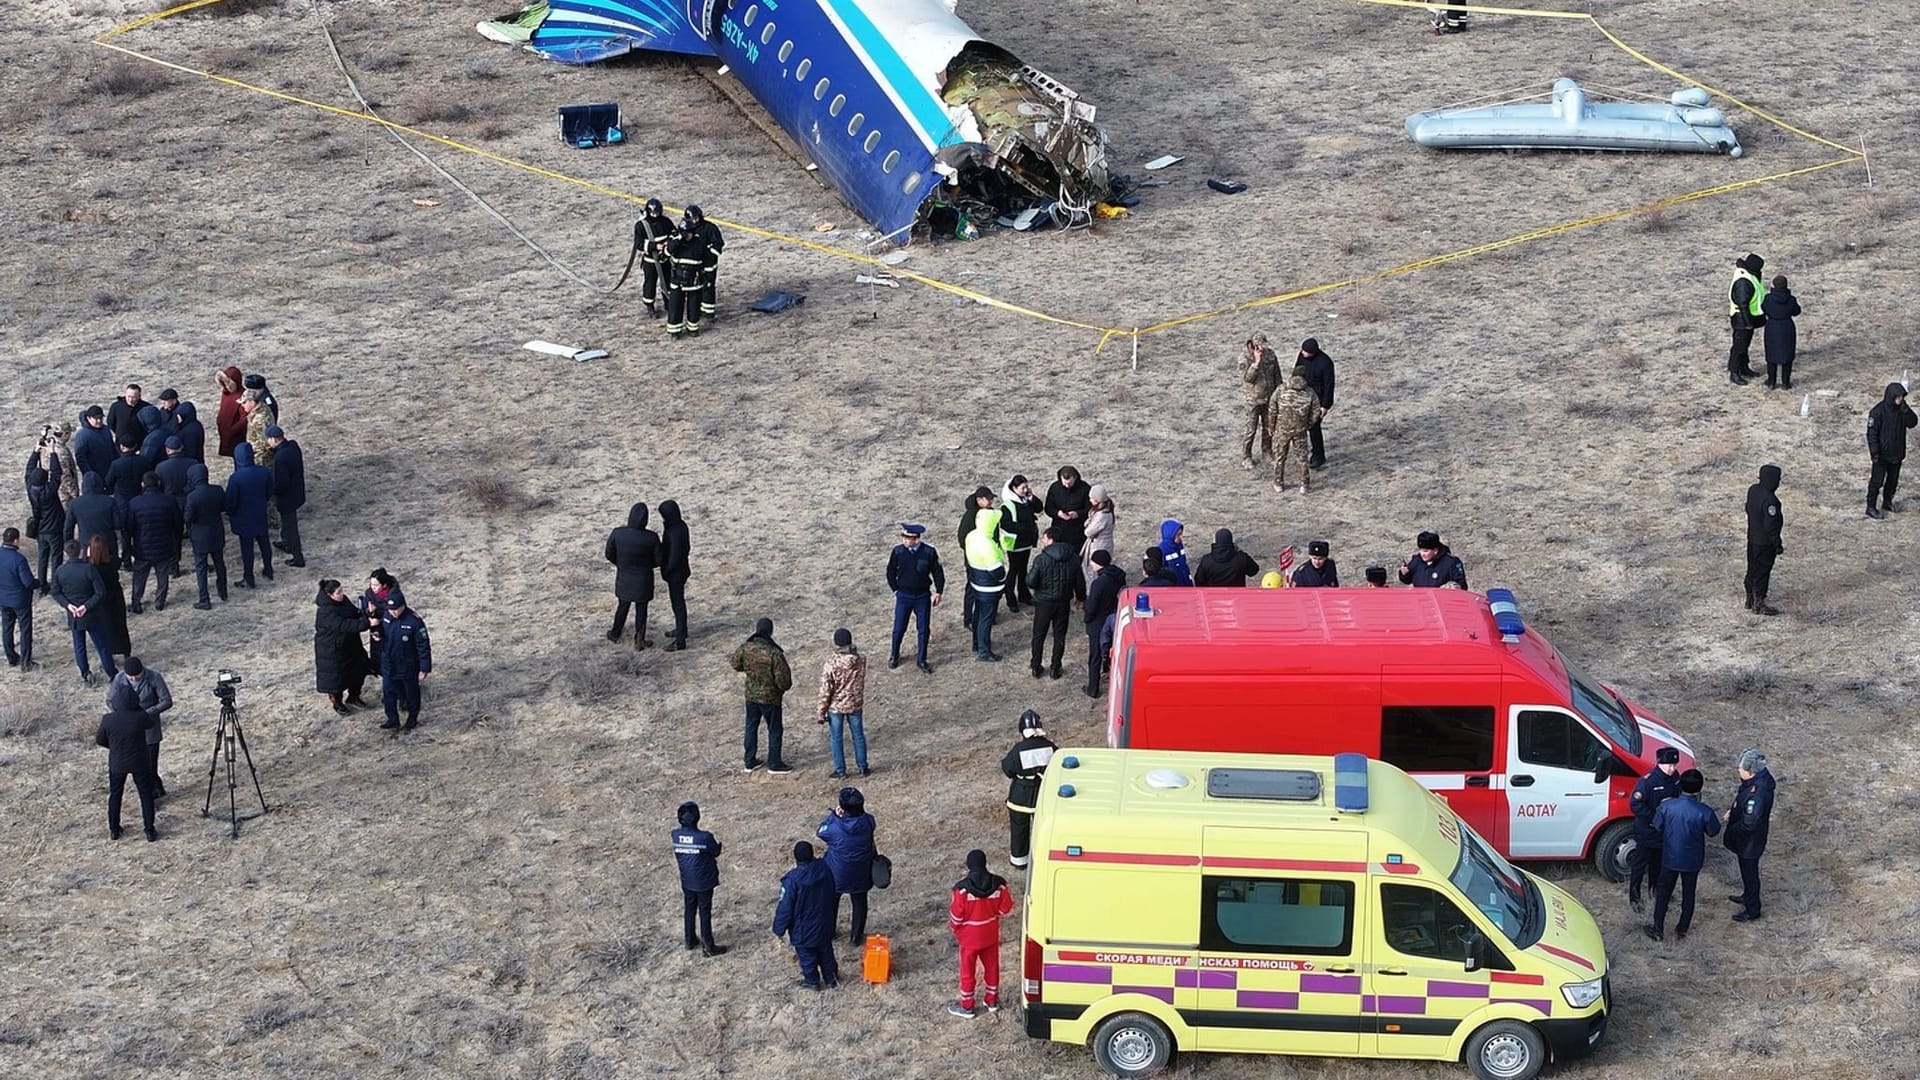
[72,407,116,487]
[1155,519,1193,586]
[817,786,877,947]
[604,502,659,646]
[97,680,158,840]
[1297,338,1336,467]
[183,464,228,608]
[657,500,691,650]
[127,474,182,613]
[1865,382,1916,519]
[67,472,124,565]
[154,440,194,510]
[1744,464,1784,615]
[314,578,370,715]
[1141,546,1181,588]
[25,448,65,589]
[104,439,146,529]
[1193,527,1261,586]
[1760,276,1801,390]
[1043,466,1091,552]
[1083,549,1126,698]
[773,841,839,989]
[136,406,169,469]
[1025,527,1084,680]
[215,366,247,459]
[948,849,1014,1017]
[173,401,205,463]
[1398,530,1467,589]
[672,801,727,955]
[225,443,273,587]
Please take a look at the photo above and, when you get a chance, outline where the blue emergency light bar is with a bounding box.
[1332,752,1369,813]
[1485,588,1525,641]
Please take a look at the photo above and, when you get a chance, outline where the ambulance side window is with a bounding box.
[1517,710,1606,772]
[1200,876,1353,956]
[1381,883,1504,966]
[1380,706,1495,772]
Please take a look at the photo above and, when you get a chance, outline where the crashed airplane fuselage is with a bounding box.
[479,0,1112,237]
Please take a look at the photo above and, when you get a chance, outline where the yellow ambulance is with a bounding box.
[1020,750,1609,1080]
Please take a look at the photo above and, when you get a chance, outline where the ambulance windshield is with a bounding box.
[1566,662,1641,755]
[1450,823,1540,948]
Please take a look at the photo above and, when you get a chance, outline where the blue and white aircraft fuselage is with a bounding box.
[480,0,1112,237]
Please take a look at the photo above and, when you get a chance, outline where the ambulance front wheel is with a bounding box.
[1593,820,1636,882]
[1091,1012,1174,1076]
[1465,1019,1547,1080]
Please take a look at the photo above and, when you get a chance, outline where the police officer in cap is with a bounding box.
[1627,746,1682,912]
[685,205,725,324]
[672,801,728,956]
[379,594,432,731]
[1290,540,1339,587]
[1001,710,1056,869]
[633,198,675,319]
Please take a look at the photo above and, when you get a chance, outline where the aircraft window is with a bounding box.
[902,171,923,195]
[761,21,776,45]
[829,94,846,118]
[795,57,811,79]
[864,130,882,154]
[742,5,757,28]
[847,112,865,137]
[814,78,830,101]
[882,149,900,173]
[778,40,793,63]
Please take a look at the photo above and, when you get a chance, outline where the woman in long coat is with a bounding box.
[86,534,132,659]
[1078,485,1116,585]
[314,579,371,714]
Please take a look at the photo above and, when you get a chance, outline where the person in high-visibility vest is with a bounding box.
[1726,253,1766,385]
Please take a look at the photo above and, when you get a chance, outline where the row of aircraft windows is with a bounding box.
[730,1,923,196]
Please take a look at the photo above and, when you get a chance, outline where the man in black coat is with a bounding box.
[127,474,183,614]
[183,463,228,609]
[52,540,115,685]
[1743,464,1784,615]
[1865,382,1916,519]
[604,502,659,647]
[154,439,194,509]
[1042,466,1090,553]
[1082,549,1126,699]
[105,383,146,450]
[1722,749,1776,922]
[657,500,692,651]
[267,427,307,566]
[97,679,159,840]
[104,440,146,552]
[672,801,727,956]
[67,472,124,564]
[1296,338,1336,468]
[1025,527,1085,680]
[72,406,116,487]
[1193,528,1261,586]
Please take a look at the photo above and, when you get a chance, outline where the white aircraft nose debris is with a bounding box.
[1406,78,1743,157]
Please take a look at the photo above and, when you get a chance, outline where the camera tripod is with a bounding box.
[202,692,269,839]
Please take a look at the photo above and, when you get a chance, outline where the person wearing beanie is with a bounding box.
[603,502,659,648]
[1082,548,1127,698]
[1364,565,1389,587]
[1722,749,1776,922]
[964,495,1010,662]
[265,425,306,567]
[1743,465,1784,614]
[1398,530,1467,589]
[1237,334,1283,470]
[1141,547,1180,588]
[817,787,878,947]
[1296,338,1336,468]
[109,655,173,797]
[1025,526,1084,680]
[183,464,228,609]
[1645,767,1719,942]
[96,678,159,841]
[816,627,869,778]
[1193,527,1261,587]
[1759,275,1800,390]
[1866,382,1916,519]
[242,372,280,424]
[948,849,1014,1018]
[1155,520,1193,586]
[313,578,371,716]
[885,523,944,674]
[730,617,793,773]
[997,474,1042,612]
[1077,485,1115,586]
[1726,253,1766,384]
[1267,367,1323,495]
[1043,466,1091,552]
[1290,539,1339,588]
[773,840,839,989]
[671,801,727,956]
[1001,710,1056,867]
[225,442,273,588]
[1627,746,1683,913]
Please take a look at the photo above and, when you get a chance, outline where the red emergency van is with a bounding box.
[1104,586,1694,880]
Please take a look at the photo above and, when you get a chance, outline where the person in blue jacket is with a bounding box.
[817,787,877,947]
[1155,519,1193,586]
[672,801,727,957]
[773,840,839,990]
[1627,746,1682,913]
[1723,748,1776,922]
[224,443,273,588]
[379,594,432,731]
[1644,768,1720,942]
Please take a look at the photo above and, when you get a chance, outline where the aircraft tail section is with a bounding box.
[478,0,715,64]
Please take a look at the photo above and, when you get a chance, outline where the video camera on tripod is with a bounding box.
[205,670,266,837]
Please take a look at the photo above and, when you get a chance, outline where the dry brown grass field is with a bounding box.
[2,0,1917,1077]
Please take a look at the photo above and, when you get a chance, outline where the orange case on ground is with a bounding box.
[862,935,891,983]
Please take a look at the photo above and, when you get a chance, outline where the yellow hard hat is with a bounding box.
[1260,571,1284,589]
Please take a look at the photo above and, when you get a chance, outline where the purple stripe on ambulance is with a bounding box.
[1300,973,1362,994]
[1427,980,1492,998]
[1235,990,1300,1011]
[1043,964,1112,984]
[1493,997,1554,1014]
[1115,985,1175,1003]
[1374,994,1427,1014]
[1175,969,1237,989]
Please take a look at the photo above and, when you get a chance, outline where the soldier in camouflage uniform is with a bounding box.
[1268,369,1324,494]
[729,617,794,774]
[1238,334,1284,469]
